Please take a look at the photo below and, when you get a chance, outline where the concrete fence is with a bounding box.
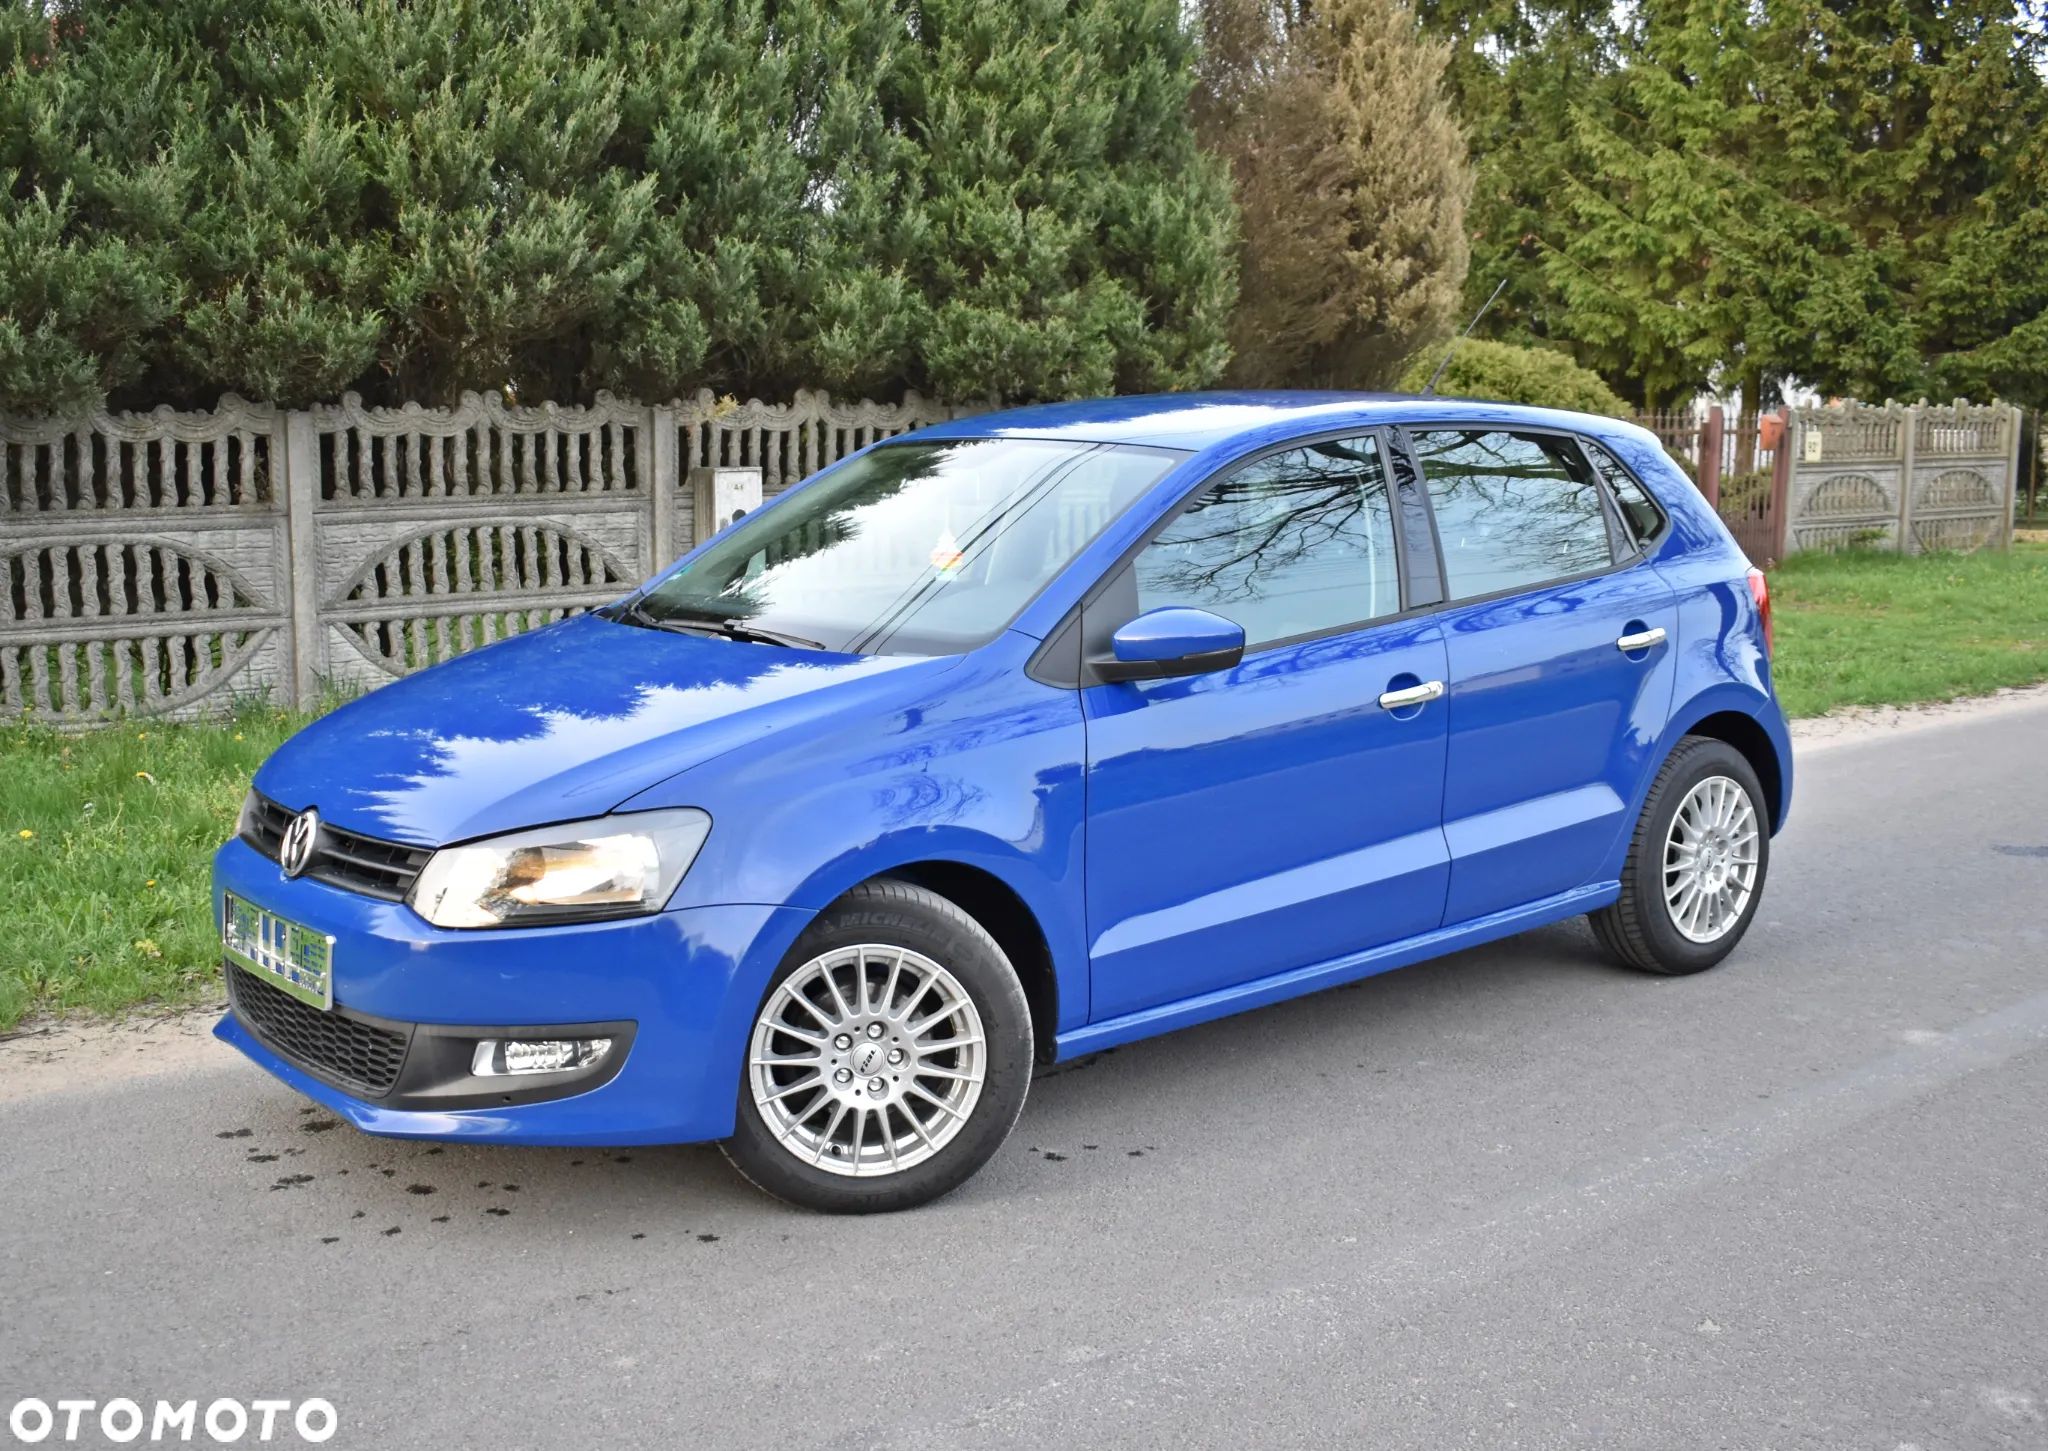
[2,389,2023,726]
[0,390,957,724]
[1781,400,2024,556]
[1628,399,2023,564]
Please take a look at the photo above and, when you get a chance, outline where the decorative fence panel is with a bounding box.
[1782,402,2021,557]
[1,390,964,725]
[300,392,659,698]
[680,388,956,502]
[1632,401,2020,563]
[1,398,295,721]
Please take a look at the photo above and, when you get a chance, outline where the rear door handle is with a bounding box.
[1615,627,1667,652]
[1378,680,1445,710]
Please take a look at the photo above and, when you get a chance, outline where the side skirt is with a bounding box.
[1053,881,1621,1061]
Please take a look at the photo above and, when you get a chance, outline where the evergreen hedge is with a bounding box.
[0,0,1238,416]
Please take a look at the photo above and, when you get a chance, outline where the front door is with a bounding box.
[1081,433,1452,1023]
[1402,425,1679,925]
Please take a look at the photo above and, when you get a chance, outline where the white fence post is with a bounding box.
[2002,402,2023,550]
[1895,401,1919,547]
[282,408,322,709]
[647,402,677,574]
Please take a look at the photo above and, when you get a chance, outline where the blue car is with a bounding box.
[215,393,1790,1212]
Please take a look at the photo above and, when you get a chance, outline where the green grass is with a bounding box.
[1,545,2043,1030]
[0,702,312,1032]
[1769,541,2048,718]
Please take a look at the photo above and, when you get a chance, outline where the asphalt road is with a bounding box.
[6,700,2048,1450]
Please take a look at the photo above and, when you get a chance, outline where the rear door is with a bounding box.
[1399,424,1679,925]
[1079,432,1452,1022]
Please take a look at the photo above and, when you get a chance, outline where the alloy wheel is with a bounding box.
[1662,774,1761,943]
[747,944,986,1177]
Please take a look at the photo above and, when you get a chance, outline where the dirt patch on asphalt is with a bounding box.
[0,1001,228,1103]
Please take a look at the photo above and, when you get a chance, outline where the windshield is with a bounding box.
[620,438,1178,655]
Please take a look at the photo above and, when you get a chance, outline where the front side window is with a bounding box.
[1132,433,1401,649]
[627,439,1175,655]
[1411,430,1614,600]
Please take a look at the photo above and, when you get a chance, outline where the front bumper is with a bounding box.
[212,837,814,1146]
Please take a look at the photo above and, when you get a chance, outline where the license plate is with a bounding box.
[223,893,335,1010]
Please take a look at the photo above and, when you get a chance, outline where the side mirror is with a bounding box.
[1094,607,1246,683]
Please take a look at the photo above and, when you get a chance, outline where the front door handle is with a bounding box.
[1615,627,1667,653]
[1378,680,1445,711]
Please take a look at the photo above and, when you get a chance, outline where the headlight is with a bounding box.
[407,809,711,929]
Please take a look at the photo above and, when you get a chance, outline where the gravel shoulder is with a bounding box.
[1788,679,2048,750]
[0,1004,223,1103]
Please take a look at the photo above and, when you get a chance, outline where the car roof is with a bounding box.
[913,390,1654,453]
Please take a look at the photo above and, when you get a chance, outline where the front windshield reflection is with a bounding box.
[627,439,1174,656]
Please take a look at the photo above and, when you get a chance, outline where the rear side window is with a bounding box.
[1411,429,1614,600]
[1582,439,1668,550]
[1133,433,1400,648]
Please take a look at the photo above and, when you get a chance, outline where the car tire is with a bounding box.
[720,878,1033,1213]
[1590,735,1771,976]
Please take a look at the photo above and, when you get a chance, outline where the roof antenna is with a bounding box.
[1422,276,1509,396]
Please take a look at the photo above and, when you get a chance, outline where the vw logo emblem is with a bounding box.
[279,807,321,878]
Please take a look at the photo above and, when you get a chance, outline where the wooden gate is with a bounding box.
[1694,407,1790,566]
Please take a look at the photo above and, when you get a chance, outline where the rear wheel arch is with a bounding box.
[1679,709,1786,832]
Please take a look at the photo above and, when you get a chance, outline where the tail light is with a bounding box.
[1747,567,1773,653]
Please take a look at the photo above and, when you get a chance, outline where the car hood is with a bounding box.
[254,613,942,846]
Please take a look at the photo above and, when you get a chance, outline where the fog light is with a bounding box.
[471,1037,612,1077]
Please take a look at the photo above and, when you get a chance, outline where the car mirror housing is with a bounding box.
[1095,607,1247,683]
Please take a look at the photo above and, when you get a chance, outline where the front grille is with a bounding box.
[241,792,433,902]
[226,963,412,1097]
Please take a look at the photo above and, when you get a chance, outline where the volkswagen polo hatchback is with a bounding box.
[215,393,1791,1212]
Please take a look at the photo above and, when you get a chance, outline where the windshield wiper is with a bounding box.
[698,618,827,650]
[609,597,669,630]
[609,596,716,636]
[609,599,824,650]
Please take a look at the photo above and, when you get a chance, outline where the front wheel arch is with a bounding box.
[881,862,1060,1064]
[780,834,1084,1040]
[721,877,1036,1211]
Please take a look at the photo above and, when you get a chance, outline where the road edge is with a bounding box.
[1789,680,2048,751]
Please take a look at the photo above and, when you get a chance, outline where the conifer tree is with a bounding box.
[1413,0,1620,359]
[1459,0,2048,407]
[1925,119,2048,409]
[1,5,195,414]
[901,0,1238,402]
[1195,0,1473,389]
